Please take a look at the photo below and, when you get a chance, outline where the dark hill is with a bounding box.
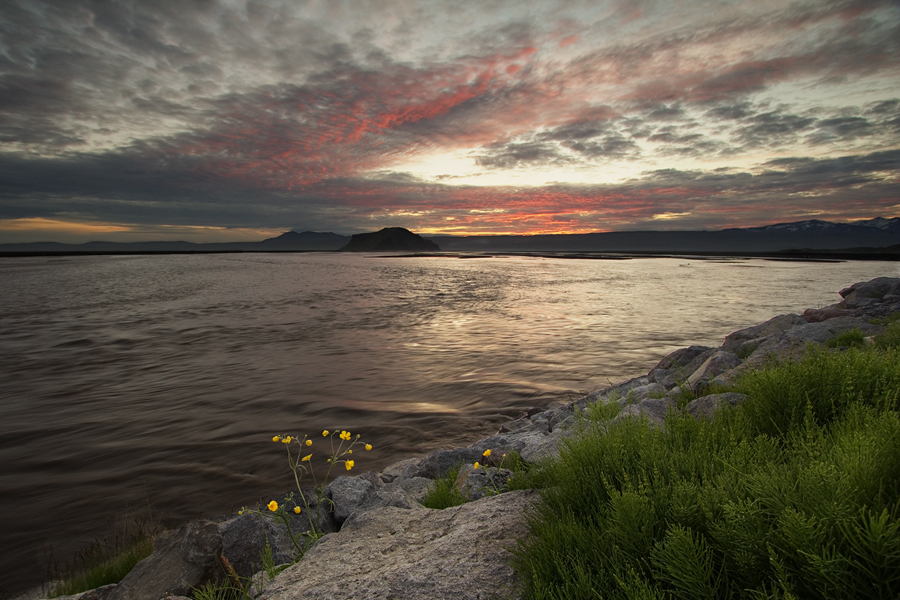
[339,227,441,252]
[259,231,348,250]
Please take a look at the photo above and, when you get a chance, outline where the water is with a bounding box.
[0,253,896,596]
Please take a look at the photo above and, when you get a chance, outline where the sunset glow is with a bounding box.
[1,0,898,242]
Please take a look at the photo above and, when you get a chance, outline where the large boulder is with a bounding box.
[380,458,423,483]
[218,512,300,578]
[720,314,806,354]
[257,490,538,600]
[686,393,747,420]
[326,476,376,526]
[838,277,900,309]
[686,351,743,392]
[651,348,717,390]
[412,447,484,479]
[345,477,431,522]
[649,345,714,374]
[612,397,676,428]
[802,305,858,322]
[106,520,223,600]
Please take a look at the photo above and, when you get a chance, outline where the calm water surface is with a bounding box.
[0,253,896,596]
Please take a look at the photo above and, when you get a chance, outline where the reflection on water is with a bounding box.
[0,253,894,596]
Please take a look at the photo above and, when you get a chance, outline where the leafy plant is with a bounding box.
[241,430,372,554]
[512,343,900,599]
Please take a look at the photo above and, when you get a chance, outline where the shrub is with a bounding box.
[825,328,866,349]
[512,344,900,600]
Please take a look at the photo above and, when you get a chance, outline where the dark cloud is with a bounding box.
[561,135,640,159]
[0,0,898,239]
[475,141,571,169]
[735,109,817,147]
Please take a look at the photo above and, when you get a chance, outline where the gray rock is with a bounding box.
[218,513,299,578]
[720,314,806,353]
[355,469,386,489]
[395,476,433,503]
[327,475,376,525]
[554,414,577,431]
[649,345,714,373]
[347,477,431,521]
[802,305,858,322]
[656,348,718,390]
[612,382,667,405]
[258,490,539,600]
[107,520,223,600]
[612,397,676,428]
[517,432,561,463]
[470,430,560,464]
[822,315,882,335]
[838,277,900,309]
[530,413,552,431]
[380,457,422,483]
[412,447,483,479]
[738,321,841,370]
[497,415,536,434]
[270,489,337,538]
[687,351,743,392]
[686,393,747,419]
[574,375,653,408]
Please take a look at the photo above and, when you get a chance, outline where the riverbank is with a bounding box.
[28,276,900,600]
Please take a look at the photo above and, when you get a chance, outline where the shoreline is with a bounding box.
[24,275,900,600]
[2,249,899,261]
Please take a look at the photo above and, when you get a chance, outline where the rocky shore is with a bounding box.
[33,276,900,600]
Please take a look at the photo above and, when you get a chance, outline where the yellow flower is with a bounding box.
[483,449,491,458]
[282,436,292,444]
[238,510,243,515]
[348,449,352,454]
[302,454,312,462]
[267,500,278,512]
[322,430,329,436]
[293,506,301,514]
[473,462,480,470]
[306,439,312,446]
[340,430,351,441]
[365,444,372,451]
[272,436,281,442]
[345,460,355,470]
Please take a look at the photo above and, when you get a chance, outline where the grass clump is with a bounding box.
[875,318,900,349]
[513,344,900,599]
[422,464,468,509]
[50,521,156,597]
[825,328,866,349]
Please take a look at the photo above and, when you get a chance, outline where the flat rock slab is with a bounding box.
[258,490,539,600]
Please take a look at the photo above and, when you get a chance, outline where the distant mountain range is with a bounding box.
[2,218,899,256]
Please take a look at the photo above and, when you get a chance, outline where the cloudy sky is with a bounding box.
[1,0,899,243]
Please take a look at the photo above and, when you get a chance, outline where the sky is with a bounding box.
[1,0,899,243]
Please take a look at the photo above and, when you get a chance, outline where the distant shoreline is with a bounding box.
[2,249,899,261]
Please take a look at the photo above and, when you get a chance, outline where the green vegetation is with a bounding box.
[875,319,900,349]
[50,521,156,597]
[422,464,468,509]
[513,343,900,599]
[824,328,866,349]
